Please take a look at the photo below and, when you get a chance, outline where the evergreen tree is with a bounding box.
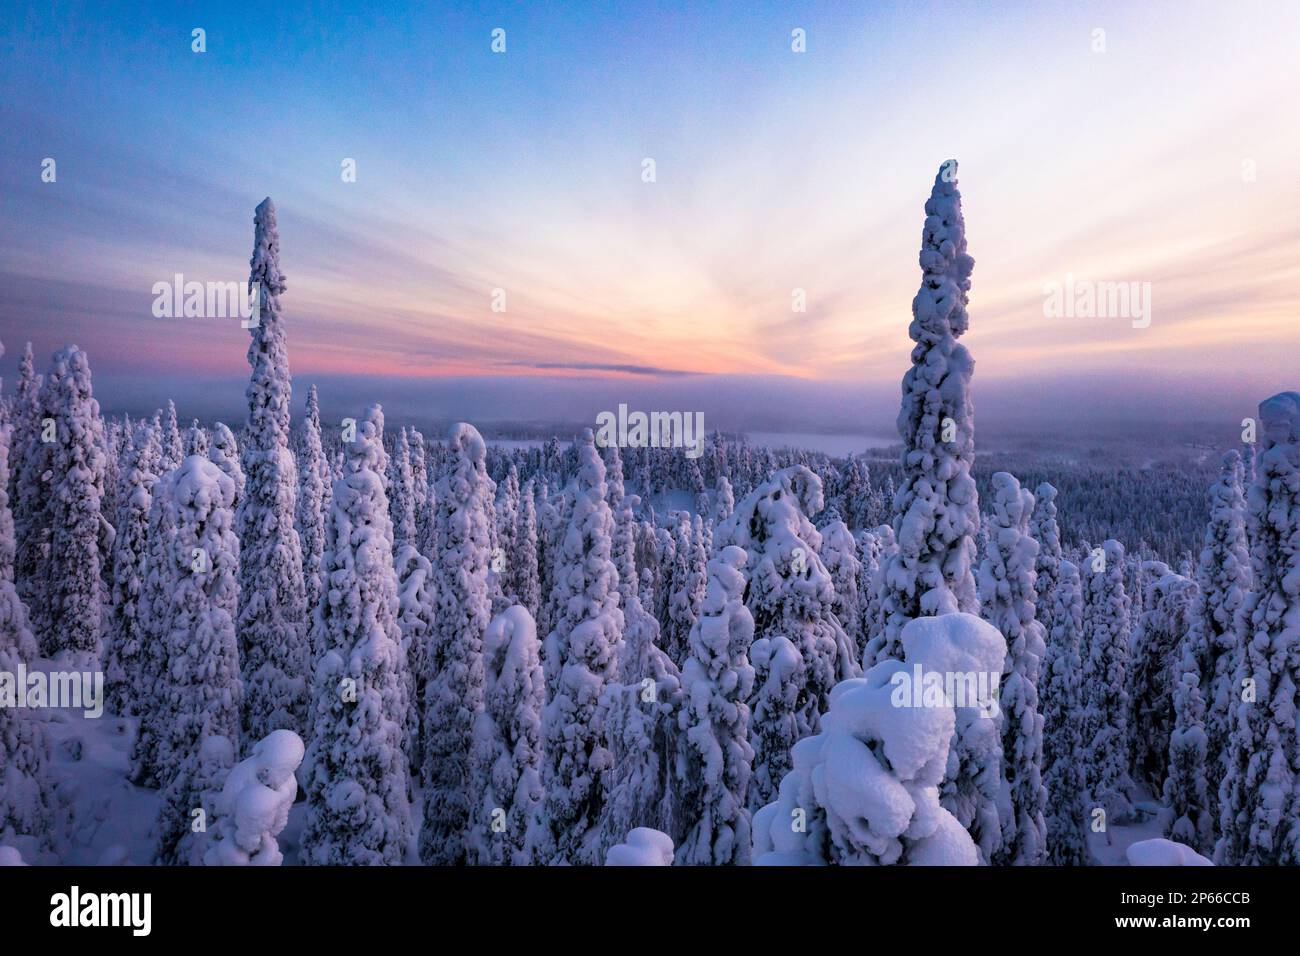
[209,422,245,509]
[394,543,435,773]
[716,465,858,748]
[1129,563,1197,794]
[874,162,980,665]
[1188,452,1252,829]
[1217,392,1300,864]
[676,545,756,865]
[470,605,544,865]
[820,518,862,657]
[1030,482,1062,634]
[419,423,494,865]
[103,421,161,715]
[34,346,110,658]
[159,399,183,473]
[302,407,411,865]
[238,198,310,743]
[536,429,622,864]
[388,426,417,553]
[1081,539,1135,826]
[980,473,1046,865]
[150,455,244,864]
[515,479,542,620]
[296,385,327,625]
[1042,560,1089,865]
[9,342,43,607]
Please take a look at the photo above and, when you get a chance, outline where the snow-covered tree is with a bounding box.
[302,407,411,865]
[159,399,183,473]
[901,610,1006,864]
[238,197,310,743]
[665,513,705,668]
[1129,563,1197,794]
[1041,560,1089,865]
[419,423,494,865]
[979,473,1046,865]
[598,456,684,859]
[747,635,803,811]
[820,518,862,657]
[185,419,209,457]
[714,475,734,524]
[1217,392,1300,865]
[1081,539,1135,826]
[161,734,236,866]
[0,357,37,665]
[494,462,522,611]
[716,465,858,747]
[1186,451,1252,829]
[146,455,244,864]
[209,422,244,509]
[1163,634,1213,854]
[1030,482,1062,634]
[676,545,755,865]
[873,163,980,666]
[0,633,55,854]
[751,641,984,865]
[34,346,110,658]
[469,605,544,865]
[296,385,327,623]
[857,524,896,667]
[515,479,542,620]
[128,464,180,788]
[394,543,435,772]
[536,428,622,865]
[388,426,418,553]
[203,730,304,866]
[103,421,161,715]
[9,342,43,605]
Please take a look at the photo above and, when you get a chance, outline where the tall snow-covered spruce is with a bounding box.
[1217,393,1300,865]
[1042,560,1089,865]
[469,605,544,865]
[302,407,411,865]
[296,385,327,624]
[1081,539,1135,827]
[238,198,310,743]
[979,472,1046,865]
[32,346,111,659]
[149,455,244,864]
[536,429,622,864]
[676,545,756,865]
[419,423,494,865]
[1179,451,1251,837]
[872,161,980,667]
[103,421,162,716]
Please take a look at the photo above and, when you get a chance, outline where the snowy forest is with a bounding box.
[0,169,1297,869]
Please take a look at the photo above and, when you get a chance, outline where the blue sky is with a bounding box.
[1,0,1297,431]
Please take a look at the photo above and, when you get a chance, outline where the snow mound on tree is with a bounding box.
[1126,838,1213,866]
[1259,391,1300,445]
[204,730,304,866]
[901,612,1006,684]
[0,846,27,866]
[605,827,674,866]
[752,656,979,865]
